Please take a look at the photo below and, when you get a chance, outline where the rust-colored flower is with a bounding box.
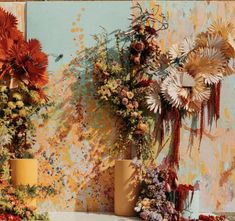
[7,39,48,87]
[0,8,48,88]
[132,41,145,52]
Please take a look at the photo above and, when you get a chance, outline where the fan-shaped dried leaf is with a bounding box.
[180,36,195,55]
[146,81,162,114]
[161,68,210,112]
[184,47,226,84]
[208,19,234,39]
[168,43,181,60]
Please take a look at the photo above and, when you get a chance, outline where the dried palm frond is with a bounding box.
[146,81,162,114]
[223,64,235,76]
[208,20,235,58]
[161,68,210,112]
[161,68,189,109]
[208,19,234,39]
[191,75,211,103]
[184,47,226,84]
[180,36,195,55]
[168,43,181,60]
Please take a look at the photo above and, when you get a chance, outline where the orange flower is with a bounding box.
[0,8,18,38]
[6,39,48,87]
[0,8,48,88]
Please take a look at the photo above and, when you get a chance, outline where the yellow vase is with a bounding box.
[114,159,140,216]
[10,159,38,207]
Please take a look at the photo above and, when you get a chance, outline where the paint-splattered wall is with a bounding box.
[7,0,235,213]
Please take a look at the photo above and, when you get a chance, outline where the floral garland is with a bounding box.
[91,4,235,165]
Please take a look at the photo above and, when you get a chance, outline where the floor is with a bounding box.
[48,212,235,221]
[49,212,140,221]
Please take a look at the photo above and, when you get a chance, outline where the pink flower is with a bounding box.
[122,98,128,105]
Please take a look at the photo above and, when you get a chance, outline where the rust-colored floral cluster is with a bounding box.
[0,8,48,88]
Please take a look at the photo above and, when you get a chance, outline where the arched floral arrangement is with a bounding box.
[91,3,235,167]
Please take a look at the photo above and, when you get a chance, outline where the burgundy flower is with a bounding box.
[132,41,145,52]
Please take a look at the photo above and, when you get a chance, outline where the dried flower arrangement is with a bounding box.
[87,3,235,220]
[0,8,55,220]
[135,166,227,221]
[90,3,235,166]
[0,7,50,159]
[0,148,54,221]
[91,4,169,160]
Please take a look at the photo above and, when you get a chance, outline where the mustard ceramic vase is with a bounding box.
[114,159,140,216]
[10,159,38,207]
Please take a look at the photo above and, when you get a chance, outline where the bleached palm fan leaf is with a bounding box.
[146,82,162,114]
[161,68,210,112]
[184,47,226,84]
[168,43,181,61]
[180,36,195,55]
[195,33,225,49]
[161,68,189,109]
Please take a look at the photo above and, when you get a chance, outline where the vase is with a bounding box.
[10,159,38,207]
[114,159,140,216]
[182,190,200,219]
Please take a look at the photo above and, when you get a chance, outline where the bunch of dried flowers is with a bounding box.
[0,83,51,158]
[147,19,235,167]
[92,4,169,160]
[0,7,50,159]
[135,166,227,221]
[91,3,235,165]
[134,166,180,221]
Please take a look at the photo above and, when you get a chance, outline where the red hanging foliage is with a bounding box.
[199,105,204,148]
[175,184,194,212]
[215,82,221,122]
[207,82,221,127]
[170,109,181,168]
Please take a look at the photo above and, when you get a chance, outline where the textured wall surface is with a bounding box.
[25,0,235,213]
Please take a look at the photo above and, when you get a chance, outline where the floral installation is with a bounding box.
[134,166,179,221]
[0,7,51,159]
[90,3,235,166]
[91,4,169,160]
[0,148,54,221]
[0,8,55,220]
[134,166,228,221]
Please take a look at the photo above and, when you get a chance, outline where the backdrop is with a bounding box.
[8,0,235,213]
